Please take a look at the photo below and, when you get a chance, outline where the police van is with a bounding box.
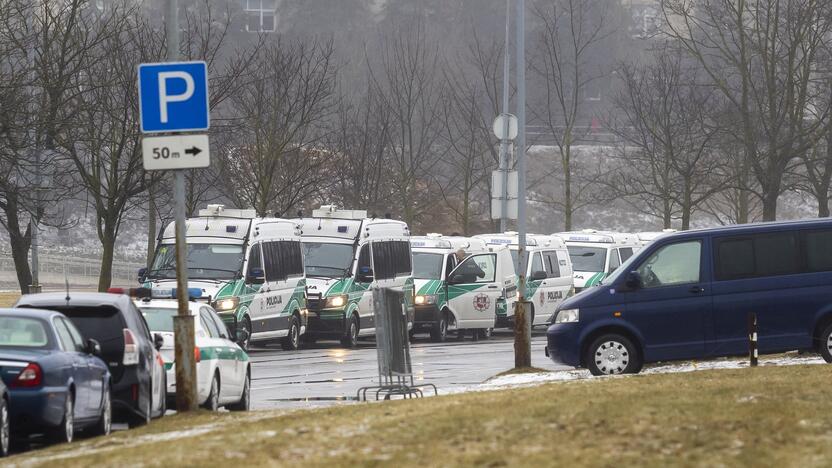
[636,229,677,247]
[141,204,307,351]
[411,234,516,341]
[554,230,641,293]
[474,232,573,328]
[299,205,414,348]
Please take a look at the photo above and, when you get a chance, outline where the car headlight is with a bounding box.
[213,297,239,312]
[325,294,348,308]
[555,308,579,323]
[415,294,437,305]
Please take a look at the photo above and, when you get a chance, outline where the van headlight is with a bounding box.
[213,297,239,312]
[325,294,348,308]
[555,308,579,323]
[415,294,437,305]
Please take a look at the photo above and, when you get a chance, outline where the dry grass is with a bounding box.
[0,291,20,307]
[8,364,832,467]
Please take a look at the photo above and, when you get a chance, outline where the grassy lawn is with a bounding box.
[0,291,19,307]
[8,364,832,467]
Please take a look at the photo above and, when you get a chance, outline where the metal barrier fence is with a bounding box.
[358,288,437,401]
[0,253,144,289]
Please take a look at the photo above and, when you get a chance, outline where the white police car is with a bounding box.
[135,288,251,411]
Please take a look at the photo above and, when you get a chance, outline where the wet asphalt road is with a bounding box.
[248,329,569,410]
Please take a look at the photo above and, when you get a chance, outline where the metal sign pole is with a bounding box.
[166,0,198,412]
[513,0,531,369]
[498,0,511,232]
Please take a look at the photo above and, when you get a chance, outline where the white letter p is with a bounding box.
[158,71,195,123]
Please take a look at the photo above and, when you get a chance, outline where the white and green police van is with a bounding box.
[411,234,516,341]
[554,229,640,293]
[475,232,573,328]
[300,205,414,348]
[141,204,307,351]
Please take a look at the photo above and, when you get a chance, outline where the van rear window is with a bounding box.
[50,306,126,365]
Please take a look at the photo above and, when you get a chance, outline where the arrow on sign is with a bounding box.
[184,146,202,156]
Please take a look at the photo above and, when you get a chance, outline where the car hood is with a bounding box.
[305,277,352,297]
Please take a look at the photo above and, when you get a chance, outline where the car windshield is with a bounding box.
[412,252,443,279]
[567,246,607,272]
[148,243,244,280]
[302,242,354,278]
[0,317,49,348]
[140,307,177,333]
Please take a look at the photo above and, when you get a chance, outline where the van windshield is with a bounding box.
[567,246,607,272]
[412,252,443,279]
[148,244,244,280]
[303,242,354,278]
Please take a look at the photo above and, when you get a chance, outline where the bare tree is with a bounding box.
[661,0,832,221]
[218,39,337,216]
[609,44,728,229]
[529,0,617,230]
[368,25,445,228]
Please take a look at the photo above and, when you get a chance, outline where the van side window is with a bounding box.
[636,241,701,288]
[395,241,412,274]
[531,253,545,276]
[805,230,832,272]
[544,251,561,277]
[262,242,282,281]
[357,244,371,279]
[715,232,799,280]
[445,254,457,278]
[609,249,621,272]
[619,247,634,262]
[372,242,391,280]
[280,241,304,277]
[452,254,496,283]
[247,243,262,274]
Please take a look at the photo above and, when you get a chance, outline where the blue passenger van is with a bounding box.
[546,219,832,375]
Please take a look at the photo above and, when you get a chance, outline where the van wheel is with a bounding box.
[340,314,359,348]
[92,384,112,436]
[281,315,301,351]
[430,313,448,342]
[585,334,641,376]
[819,322,832,363]
[238,316,252,352]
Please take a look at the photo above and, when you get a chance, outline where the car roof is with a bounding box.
[0,307,64,320]
[661,218,832,240]
[15,292,134,310]
[134,299,201,314]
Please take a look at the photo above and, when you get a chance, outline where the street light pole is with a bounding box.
[513,0,531,369]
[498,0,511,233]
[166,0,198,412]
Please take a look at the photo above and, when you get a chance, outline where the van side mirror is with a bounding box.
[137,267,147,283]
[530,270,547,281]
[624,271,642,290]
[358,266,374,283]
[86,338,102,356]
[247,267,266,285]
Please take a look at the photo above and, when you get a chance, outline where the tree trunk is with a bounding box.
[761,189,778,222]
[818,195,830,218]
[3,193,33,294]
[98,227,116,292]
[563,149,573,231]
[662,199,672,229]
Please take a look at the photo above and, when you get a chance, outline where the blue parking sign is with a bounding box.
[138,61,209,133]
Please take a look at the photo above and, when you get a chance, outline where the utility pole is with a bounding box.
[167,0,198,412]
[513,0,531,369]
[498,0,511,233]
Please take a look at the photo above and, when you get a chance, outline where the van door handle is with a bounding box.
[488,285,499,289]
[689,286,705,294]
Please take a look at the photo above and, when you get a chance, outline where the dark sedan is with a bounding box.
[0,309,112,444]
